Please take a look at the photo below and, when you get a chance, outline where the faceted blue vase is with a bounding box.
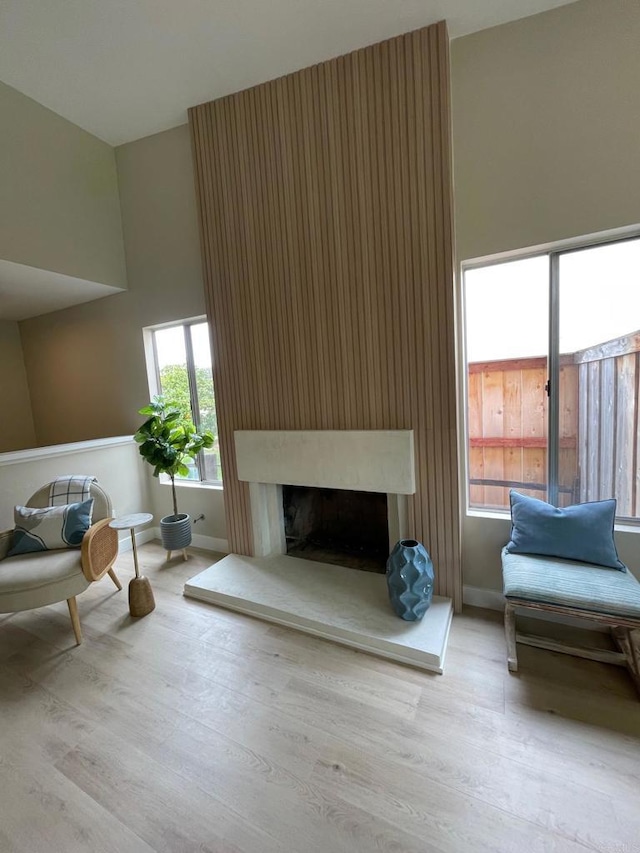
[386,539,434,621]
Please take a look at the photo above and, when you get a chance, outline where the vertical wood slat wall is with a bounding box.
[189,21,461,608]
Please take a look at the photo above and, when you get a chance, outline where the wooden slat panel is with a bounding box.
[573,331,640,364]
[469,437,575,449]
[503,370,522,441]
[523,448,546,498]
[559,364,579,503]
[587,361,601,501]
[189,23,461,607]
[614,353,636,516]
[521,369,546,441]
[481,371,504,438]
[635,351,640,517]
[480,370,504,507]
[503,447,523,508]
[598,356,616,499]
[559,365,578,439]
[578,362,589,502]
[469,357,547,374]
[468,447,485,507]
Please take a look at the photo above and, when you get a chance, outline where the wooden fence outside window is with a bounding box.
[468,331,640,518]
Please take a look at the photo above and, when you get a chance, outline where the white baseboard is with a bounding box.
[463,585,504,611]
[117,527,156,552]
[151,527,229,555]
[462,583,608,633]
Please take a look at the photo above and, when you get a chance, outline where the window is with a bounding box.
[463,234,640,521]
[145,318,221,485]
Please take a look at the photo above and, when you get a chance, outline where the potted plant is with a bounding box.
[134,396,214,555]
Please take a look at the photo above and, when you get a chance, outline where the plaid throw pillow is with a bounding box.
[7,499,94,557]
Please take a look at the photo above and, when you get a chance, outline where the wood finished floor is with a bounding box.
[1,542,639,853]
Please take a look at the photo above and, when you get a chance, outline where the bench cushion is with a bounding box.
[501,547,640,619]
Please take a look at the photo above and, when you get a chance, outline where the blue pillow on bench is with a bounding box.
[505,491,626,571]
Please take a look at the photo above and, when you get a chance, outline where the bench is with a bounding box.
[502,547,640,695]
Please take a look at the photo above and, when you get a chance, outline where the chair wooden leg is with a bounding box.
[505,601,518,672]
[108,568,122,591]
[67,597,82,645]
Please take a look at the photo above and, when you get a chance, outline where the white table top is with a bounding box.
[109,512,154,530]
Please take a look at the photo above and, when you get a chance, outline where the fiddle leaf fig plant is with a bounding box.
[134,396,214,519]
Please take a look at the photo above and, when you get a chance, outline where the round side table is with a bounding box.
[109,513,155,617]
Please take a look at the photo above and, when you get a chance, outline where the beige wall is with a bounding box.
[20,124,204,445]
[452,0,640,589]
[0,321,36,451]
[0,81,126,288]
[19,124,226,543]
[452,0,640,261]
[152,482,227,543]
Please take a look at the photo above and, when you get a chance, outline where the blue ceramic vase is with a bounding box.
[386,539,434,621]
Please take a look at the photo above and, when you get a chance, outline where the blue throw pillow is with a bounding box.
[505,491,626,571]
[8,499,94,557]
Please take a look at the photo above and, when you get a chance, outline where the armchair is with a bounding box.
[0,480,122,644]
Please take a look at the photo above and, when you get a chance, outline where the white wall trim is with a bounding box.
[463,585,505,611]
[116,527,157,553]
[118,528,228,555]
[0,435,135,467]
[151,527,228,555]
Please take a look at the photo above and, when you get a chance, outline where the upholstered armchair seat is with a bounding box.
[0,480,122,644]
[0,548,89,613]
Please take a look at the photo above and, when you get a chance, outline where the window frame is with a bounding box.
[460,225,640,525]
[143,316,222,488]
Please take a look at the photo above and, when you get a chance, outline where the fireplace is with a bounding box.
[283,485,388,572]
[234,429,415,561]
[184,429,453,673]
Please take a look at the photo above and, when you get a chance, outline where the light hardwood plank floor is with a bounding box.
[1,542,639,853]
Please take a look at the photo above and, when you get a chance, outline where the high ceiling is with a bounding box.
[0,0,578,146]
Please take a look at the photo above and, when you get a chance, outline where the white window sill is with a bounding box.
[159,477,223,492]
[466,507,640,533]
[466,508,510,522]
[614,522,640,534]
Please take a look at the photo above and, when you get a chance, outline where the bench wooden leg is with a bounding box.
[612,627,640,696]
[505,601,518,672]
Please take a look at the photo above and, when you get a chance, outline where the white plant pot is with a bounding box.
[160,513,192,551]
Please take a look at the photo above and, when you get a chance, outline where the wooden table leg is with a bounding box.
[129,577,156,617]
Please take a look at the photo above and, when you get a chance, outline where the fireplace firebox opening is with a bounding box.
[282,485,388,572]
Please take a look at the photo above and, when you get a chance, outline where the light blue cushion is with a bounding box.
[502,549,640,619]
[506,491,626,571]
[8,499,94,557]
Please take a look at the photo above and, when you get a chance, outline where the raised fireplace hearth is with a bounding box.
[183,429,453,673]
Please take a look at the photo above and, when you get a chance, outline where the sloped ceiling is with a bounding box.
[0,0,578,145]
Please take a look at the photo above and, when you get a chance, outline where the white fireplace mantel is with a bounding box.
[234,430,415,494]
